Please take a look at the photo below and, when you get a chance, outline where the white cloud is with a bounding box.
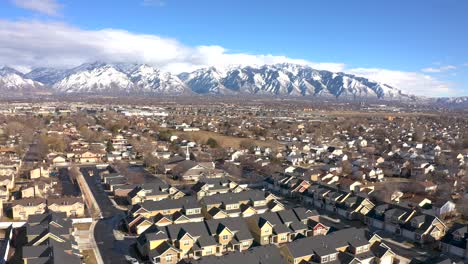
[421,65,457,73]
[348,68,455,97]
[12,0,62,16]
[0,19,455,96]
[0,20,344,73]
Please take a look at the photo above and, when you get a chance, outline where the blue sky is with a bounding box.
[0,0,467,96]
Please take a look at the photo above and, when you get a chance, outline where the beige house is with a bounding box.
[30,167,50,179]
[0,175,14,191]
[47,197,85,217]
[76,151,103,164]
[12,198,47,220]
[51,156,67,165]
[21,185,36,198]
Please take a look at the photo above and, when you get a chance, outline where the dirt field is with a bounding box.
[74,222,91,231]
[172,130,280,149]
[82,249,98,264]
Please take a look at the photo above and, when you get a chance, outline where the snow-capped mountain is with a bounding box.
[0,67,46,93]
[179,67,234,94]
[53,63,134,94]
[434,96,468,108]
[127,64,188,94]
[52,62,189,94]
[179,63,411,99]
[24,67,69,85]
[18,62,413,99]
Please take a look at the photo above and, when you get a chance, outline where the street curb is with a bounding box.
[90,221,105,264]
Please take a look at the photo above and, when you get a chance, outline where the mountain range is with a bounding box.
[0,62,461,104]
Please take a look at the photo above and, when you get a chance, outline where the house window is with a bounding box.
[330,254,337,261]
[183,240,190,246]
[321,256,329,263]
[206,248,212,254]
[222,235,229,240]
[165,253,173,262]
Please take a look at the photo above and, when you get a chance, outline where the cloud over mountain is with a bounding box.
[0,19,454,96]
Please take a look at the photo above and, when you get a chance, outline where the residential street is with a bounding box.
[80,166,136,264]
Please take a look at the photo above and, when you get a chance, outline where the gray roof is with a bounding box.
[201,190,267,206]
[285,227,373,258]
[184,244,283,264]
[134,196,200,213]
[205,218,253,242]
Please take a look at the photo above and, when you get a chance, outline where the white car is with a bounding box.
[125,255,139,264]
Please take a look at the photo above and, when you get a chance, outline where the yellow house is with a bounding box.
[217,226,233,247]
[135,220,153,235]
[151,246,179,264]
[175,232,195,256]
[126,215,154,235]
[139,232,180,264]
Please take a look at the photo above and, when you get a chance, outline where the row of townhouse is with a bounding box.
[10,197,85,220]
[439,224,468,261]
[245,207,329,246]
[100,172,185,204]
[190,177,247,200]
[127,190,285,235]
[128,197,204,233]
[200,189,284,219]
[22,212,81,264]
[265,174,447,245]
[137,209,331,264]
[280,227,396,264]
[181,244,283,264]
[136,217,254,264]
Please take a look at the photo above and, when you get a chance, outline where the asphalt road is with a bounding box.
[58,168,81,196]
[80,166,135,264]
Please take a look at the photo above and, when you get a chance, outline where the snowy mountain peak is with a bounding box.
[0,66,45,93]
[0,66,24,77]
[51,62,188,95]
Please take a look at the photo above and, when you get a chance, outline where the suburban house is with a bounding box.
[47,197,85,217]
[280,227,395,264]
[22,212,80,264]
[12,198,47,220]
